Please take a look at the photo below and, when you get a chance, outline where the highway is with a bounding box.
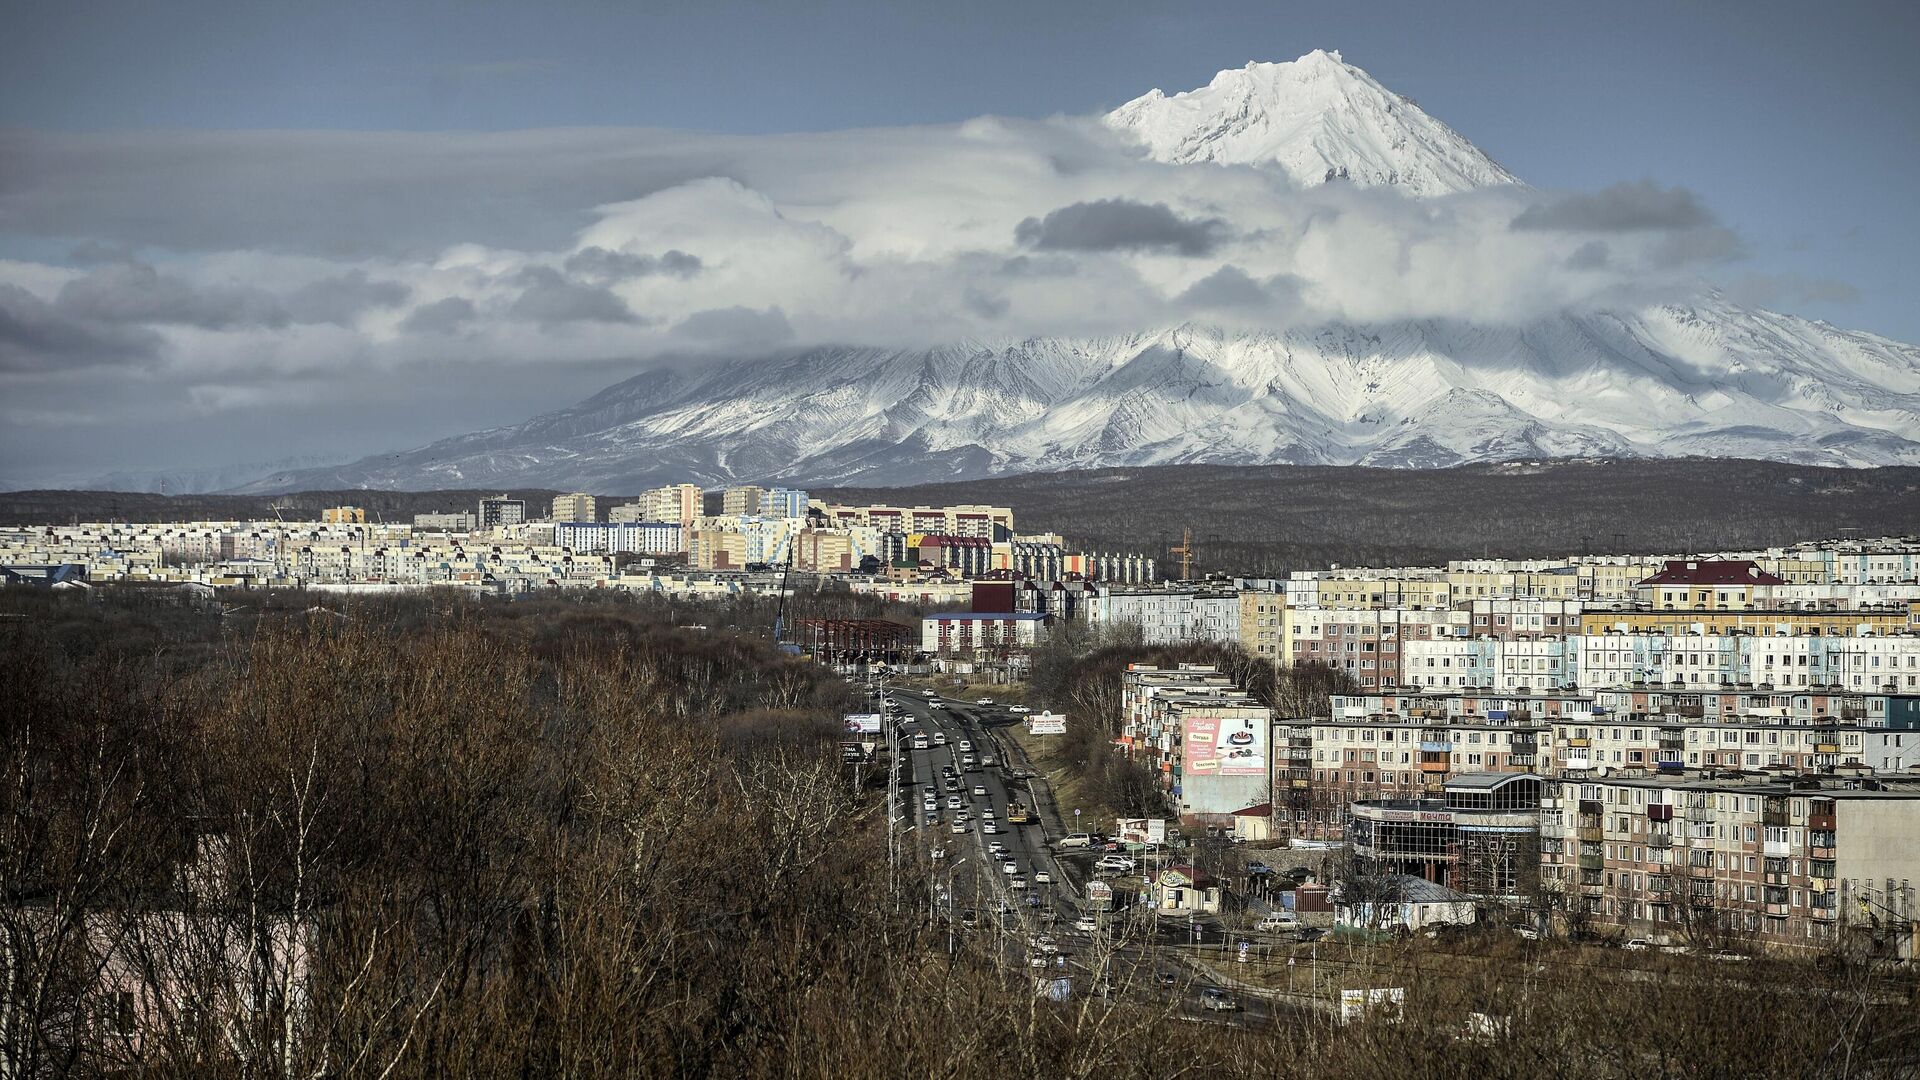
[879,686,1288,1024]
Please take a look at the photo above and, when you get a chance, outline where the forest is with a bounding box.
[3,588,1918,1078]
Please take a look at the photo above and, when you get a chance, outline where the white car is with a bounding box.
[1026,953,1048,968]
[988,842,1006,856]
[1256,914,1297,932]
[1095,855,1136,873]
[976,698,994,706]
[958,740,972,752]
[1009,704,1031,714]
[1034,870,1052,885]
[1010,876,1028,890]
[1622,938,1650,952]
[951,821,967,834]
[946,795,962,810]
[1073,916,1098,933]
[982,823,1000,835]
[1056,833,1092,851]
[1029,935,1058,955]
[971,785,987,797]
[1003,861,1019,876]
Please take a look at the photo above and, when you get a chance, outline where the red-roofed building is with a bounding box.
[1634,559,1785,611]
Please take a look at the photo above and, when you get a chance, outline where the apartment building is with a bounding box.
[815,502,1014,540]
[477,496,527,529]
[1089,588,1239,645]
[550,492,596,523]
[1540,775,1920,956]
[640,484,703,529]
[320,506,366,524]
[919,611,1045,658]
[1634,559,1786,610]
[553,521,682,555]
[720,486,766,516]
[1238,589,1284,662]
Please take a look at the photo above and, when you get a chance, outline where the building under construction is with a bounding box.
[1348,773,1545,900]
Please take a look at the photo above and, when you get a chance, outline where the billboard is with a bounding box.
[1115,818,1167,845]
[1339,987,1406,1025]
[1027,712,1067,735]
[1086,880,1113,909]
[843,713,882,736]
[1181,712,1267,777]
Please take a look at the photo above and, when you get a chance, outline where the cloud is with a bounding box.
[1564,241,1610,270]
[1015,198,1226,256]
[671,306,793,349]
[1178,265,1270,309]
[506,266,641,325]
[562,246,702,282]
[56,261,287,329]
[0,283,158,373]
[1510,180,1716,232]
[399,296,477,334]
[1725,273,1862,309]
[283,270,412,325]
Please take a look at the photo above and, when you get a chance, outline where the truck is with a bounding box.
[1007,802,1032,826]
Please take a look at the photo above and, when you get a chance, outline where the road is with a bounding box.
[878,687,1286,1025]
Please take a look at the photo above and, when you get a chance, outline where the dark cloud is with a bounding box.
[507,266,640,325]
[1564,241,1611,270]
[1178,265,1270,309]
[672,305,793,348]
[1015,198,1226,256]
[399,296,478,334]
[55,261,287,329]
[1510,180,1717,232]
[0,283,158,373]
[562,246,702,282]
[963,288,1009,320]
[1651,226,1743,266]
[283,270,411,325]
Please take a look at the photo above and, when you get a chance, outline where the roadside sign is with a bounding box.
[1238,941,1249,964]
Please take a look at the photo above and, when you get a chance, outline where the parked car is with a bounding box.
[1095,855,1136,873]
[1256,913,1297,932]
[1621,938,1650,951]
[1200,988,1238,1012]
[1056,833,1093,850]
[1074,916,1099,933]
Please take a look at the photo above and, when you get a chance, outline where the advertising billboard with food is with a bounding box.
[1182,713,1266,777]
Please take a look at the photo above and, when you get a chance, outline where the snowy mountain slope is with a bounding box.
[1103,49,1520,195]
[240,296,1920,493]
[234,52,1920,494]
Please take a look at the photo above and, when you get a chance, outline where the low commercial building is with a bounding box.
[1348,773,1545,899]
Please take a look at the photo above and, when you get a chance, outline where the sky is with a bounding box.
[1,0,1915,488]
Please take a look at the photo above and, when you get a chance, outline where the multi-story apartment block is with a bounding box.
[607,501,646,523]
[815,502,1013,540]
[550,492,596,523]
[1089,588,1240,645]
[720,486,766,517]
[1238,589,1284,662]
[1539,775,1920,955]
[553,521,682,555]
[758,487,809,519]
[1634,559,1786,610]
[641,484,703,529]
[477,496,527,529]
[321,506,366,524]
[919,612,1046,659]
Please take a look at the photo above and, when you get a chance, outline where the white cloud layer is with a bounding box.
[0,117,1755,480]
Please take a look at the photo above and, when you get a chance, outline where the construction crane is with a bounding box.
[1169,526,1196,581]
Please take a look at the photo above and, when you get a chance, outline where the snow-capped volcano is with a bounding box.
[1104,49,1521,195]
[237,53,1920,494]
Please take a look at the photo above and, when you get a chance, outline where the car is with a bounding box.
[1514,926,1541,941]
[933,733,948,745]
[1256,913,1298,932]
[924,814,939,827]
[1003,861,1019,875]
[1295,927,1327,943]
[976,698,994,706]
[979,755,997,768]
[1029,935,1058,955]
[959,909,979,928]
[962,756,978,771]
[946,794,962,808]
[1027,954,1048,968]
[931,702,947,710]
[1034,870,1052,885]
[945,779,961,791]
[1095,855,1136,873]
[971,785,987,797]
[1621,938,1650,951]
[982,823,1000,834]
[1010,876,1029,890]
[1200,988,1238,1012]
[912,737,929,750]
[949,822,966,835]
[922,689,936,697]
[993,899,1013,915]
[1073,916,1098,933]
[930,846,946,861]
[988,842,1006,856]
[958,740,972,752]
[1707,950,1751,963]
[1056,833,1092,850]
[1010,704,1031,714]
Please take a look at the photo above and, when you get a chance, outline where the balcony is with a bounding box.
[1810,846,1835,860]
[1538,821,1566,839]
[1419,759,1450,774]
[1764,840,1791,857]
[1576,826,1603,843]
[1565,737,1592,748]
[1419,740,1453,753]
[1563,756,1593,771]
[1765,903,1791,917]
[1577,853,1605,871]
